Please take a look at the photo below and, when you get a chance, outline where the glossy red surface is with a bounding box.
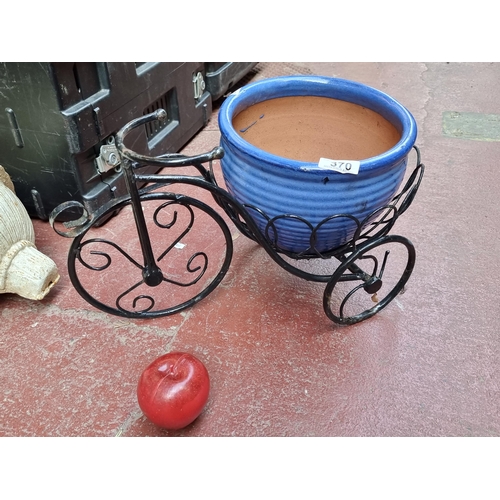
[137,352,210,429]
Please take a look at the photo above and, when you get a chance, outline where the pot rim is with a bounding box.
[219,75,417,174]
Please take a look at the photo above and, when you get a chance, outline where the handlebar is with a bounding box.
[115,109,224,167]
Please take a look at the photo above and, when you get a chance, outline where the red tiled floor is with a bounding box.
[1,62,500,437]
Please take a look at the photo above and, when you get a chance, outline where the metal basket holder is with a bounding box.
[50,110,425,325]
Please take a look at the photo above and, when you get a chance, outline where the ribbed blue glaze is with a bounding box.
[218,75,417,253]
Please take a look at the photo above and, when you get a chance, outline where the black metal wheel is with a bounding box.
[323,235,416,325]
[67,192,233,318]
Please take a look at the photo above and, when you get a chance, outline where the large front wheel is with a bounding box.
[323,235,416,325]
[67,192,233,318]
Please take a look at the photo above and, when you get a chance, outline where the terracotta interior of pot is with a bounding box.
[233,96,401,162]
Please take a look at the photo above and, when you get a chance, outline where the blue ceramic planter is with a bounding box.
[218,75,417,253]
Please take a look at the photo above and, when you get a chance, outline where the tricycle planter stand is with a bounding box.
[50,76,425,326]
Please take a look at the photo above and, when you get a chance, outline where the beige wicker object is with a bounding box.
[0,165,59,300]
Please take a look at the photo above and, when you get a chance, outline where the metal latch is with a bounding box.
[192,72,206,100]
[95,138,121,174]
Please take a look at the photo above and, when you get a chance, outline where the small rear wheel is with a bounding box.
[323,235,416,325]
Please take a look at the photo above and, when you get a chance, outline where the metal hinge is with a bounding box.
[192,72,206,100]
[95,137,121,174]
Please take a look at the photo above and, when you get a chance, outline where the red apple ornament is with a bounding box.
[137,352,210,430]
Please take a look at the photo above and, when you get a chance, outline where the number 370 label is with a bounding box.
[318,158,360,175]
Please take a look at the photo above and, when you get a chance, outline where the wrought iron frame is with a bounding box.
[50,110,425,325]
